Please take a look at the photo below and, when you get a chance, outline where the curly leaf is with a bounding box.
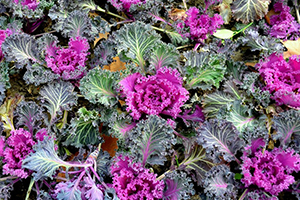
[23,64,59,86]
[196,119,244,163]
[203,165,237,199]
[231,0,270,23]
[202,91,235,118]
[2,34,41,68]
[179,139,214,185]
[39,81,77,124]
[62,10,110,40]
[55,181,82,200]
[129,115,176,166]
[150,42,179,70]
[15,101,44,134]
[22,138,77,180]
[226,101,264,133]
[64,107,100,147]
[115,21,161,71]
[79,68,118,107]
[163,171,195,200]
[183,51,226,90]
[272,110,300,147]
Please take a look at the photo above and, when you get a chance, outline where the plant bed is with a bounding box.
[1,0,300,199]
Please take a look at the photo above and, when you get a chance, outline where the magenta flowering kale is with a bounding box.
[268,2,300,40]
[0,28,12,61]
[2,128,36,178]
[110,154,164,200]
[257,53,300,108]
[45,36,90,81]
[119,67,189,120]
[241,138,300,196]
[176,7,223,43]
[13,0,39,11]
[0,136,4,157]
[108,0,147,13]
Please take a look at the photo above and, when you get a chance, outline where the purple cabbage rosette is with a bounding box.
[241,138,300,195]
[257,53,300,108]
[110,154,164,200]
[119,67,189,120]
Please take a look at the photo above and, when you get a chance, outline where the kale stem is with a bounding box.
[95,7,127,20]
[33,30,56,37]
[296,7,300,24]
[238,189,248,200]
[157,169,171,181]
[233,22,253,36]
[0,176,18,182]
[176,44,193,50]
[25,178,34,200]
[182,0,188,11]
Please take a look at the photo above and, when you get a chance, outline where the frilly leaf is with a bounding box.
[79,68,119,107]
[179,139,215,185]
[183,51,226,90]
[39,81,77,124]
[23,64,59,86]
[96,150,111,181]
[2,34,41,68]
[196,119,244,163]
[61,10,109,40]
[226,101,265,134]
[272,110,300,148]
[128,115,176,166]
[203,165,237,200]
[64,107,100,147]
[115,21,161,71]
[22,138,75,181]
[91,37,117,67]
[202,91,236,118]
[231,0,270,23]
[163,171,195,200]
[14,100,44,134]
[54,181,82,200]
[150,42,179,70]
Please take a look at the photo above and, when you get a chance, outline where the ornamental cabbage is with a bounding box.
[110,154,164,200]
[108,0,147,13]
[0,136,4,157]
[2,128,36,178]
[0,29,12,61]
[45,36,89,81]
[257,53,300,108]
[176,7,224,43]
[14,0,39,10]
[269,2,300,40]
[119,67,189,120]
[241,138,300,195]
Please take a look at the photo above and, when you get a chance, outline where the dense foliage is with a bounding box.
[0,0,300,199]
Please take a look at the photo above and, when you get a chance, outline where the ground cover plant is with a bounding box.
[1,0,300,199]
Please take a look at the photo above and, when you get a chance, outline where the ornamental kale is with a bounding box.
[176,7,224,43]
[0,136,4,157]
[241,138,300,196]
[108,0,147,13]
[119,67,189,120]
[257,53,300,108]
[268,2,300,40]
[2,128,36,178]
[0,29,12,61]
[13,0,39,11]
[45,36,89,81]
[110,154,164,200]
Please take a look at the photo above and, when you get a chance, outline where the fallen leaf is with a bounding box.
[282,38,300,59]
[168,8,187,21]
[245,62,256,67]
[103,56,126,71]
[265,8,278,25]
[94,32,109,46]
[101,134,118,157]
